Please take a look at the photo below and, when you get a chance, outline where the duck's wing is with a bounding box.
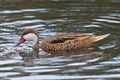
[44,33,94,44]
[44,33,110,44]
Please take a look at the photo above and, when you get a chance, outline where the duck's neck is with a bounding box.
[32,37,39,50]
[32,36,39,46]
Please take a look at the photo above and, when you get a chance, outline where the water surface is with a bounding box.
[0,0,120,80]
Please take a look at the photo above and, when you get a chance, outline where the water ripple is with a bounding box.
[0,60,22,65]
[9,74,120,80]
[0,72,20,77]
[0,19,42,26]
[0,8,49,14]
[93,19,120,24]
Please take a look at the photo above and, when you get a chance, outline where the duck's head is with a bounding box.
[15,28,39,47]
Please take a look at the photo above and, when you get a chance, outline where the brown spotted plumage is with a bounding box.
[16,28,110,51]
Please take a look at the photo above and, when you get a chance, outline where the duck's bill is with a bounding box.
[14,38,25,47]
[14,43,20,47]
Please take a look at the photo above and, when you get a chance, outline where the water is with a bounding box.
[0,0,120,80]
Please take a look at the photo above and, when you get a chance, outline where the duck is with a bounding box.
[15,28,110,52]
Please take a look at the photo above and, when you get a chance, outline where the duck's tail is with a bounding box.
[92,34,110,42]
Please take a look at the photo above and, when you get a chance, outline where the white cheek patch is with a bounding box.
[23,33,38,45]
[23,33,37,41]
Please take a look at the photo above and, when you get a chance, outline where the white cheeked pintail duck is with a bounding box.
[15,28,110,51]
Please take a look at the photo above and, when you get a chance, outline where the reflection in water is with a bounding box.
[18,49,39,60]
[47,47,100,56]
[0,0,120,80]
[18,47,103,61]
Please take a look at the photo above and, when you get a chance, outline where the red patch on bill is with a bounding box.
[20,38,25,43]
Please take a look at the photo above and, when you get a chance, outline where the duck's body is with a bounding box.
[16,28,110,51]
[40,33,105,51]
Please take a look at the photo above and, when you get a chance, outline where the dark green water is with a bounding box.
[0,0,120,80]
